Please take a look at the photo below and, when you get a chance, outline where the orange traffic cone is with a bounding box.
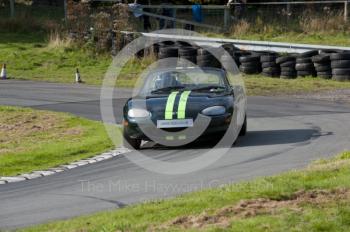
[0,64,7,80]
[75,68,82,83]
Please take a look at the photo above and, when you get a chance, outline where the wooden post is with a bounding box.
[9,0,15,18]
[224,7,230,30]
[173,8,177,28]
[64,0,67,21]
[345,1,348,22]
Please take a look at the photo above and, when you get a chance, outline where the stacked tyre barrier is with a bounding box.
[239,54,261,74]
[277,56,297,79]
[330,52,350,81]
[178,47,197,66]
[295,50,318,77]
[158,46,178,59]
[150,40,350,82]
[312,54,332,79]
[197,47,221,68]
[260,54,280,78]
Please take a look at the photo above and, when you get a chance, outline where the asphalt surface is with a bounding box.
[1,80,350,229]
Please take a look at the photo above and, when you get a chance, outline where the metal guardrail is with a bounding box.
[130,31,350,53]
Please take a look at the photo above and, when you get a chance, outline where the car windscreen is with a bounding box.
[140,69,227,96]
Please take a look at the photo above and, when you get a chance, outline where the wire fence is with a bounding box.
[1,1,348,29]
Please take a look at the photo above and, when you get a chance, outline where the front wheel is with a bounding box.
[239,115,247,136]
[123,131,142,150]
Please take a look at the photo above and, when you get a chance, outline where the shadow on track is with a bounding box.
[141,128,327,150]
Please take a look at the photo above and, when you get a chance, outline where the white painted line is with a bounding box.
[0,180,7,184]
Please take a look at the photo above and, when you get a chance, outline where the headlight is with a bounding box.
[128,109,151,118]
[201,106,226,116]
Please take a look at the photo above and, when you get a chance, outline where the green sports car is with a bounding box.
[123,67,247,149]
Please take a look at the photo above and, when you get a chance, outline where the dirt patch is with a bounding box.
[0,109,82,155]
[156,188,350,230]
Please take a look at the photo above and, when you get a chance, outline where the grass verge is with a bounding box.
[0,106,118,176]
[22,151,350,232]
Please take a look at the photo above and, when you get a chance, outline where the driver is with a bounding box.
[155,72,182,89]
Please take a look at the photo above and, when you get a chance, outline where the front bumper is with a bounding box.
[124,113,233,141]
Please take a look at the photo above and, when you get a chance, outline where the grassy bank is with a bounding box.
[22,151,350,231]
[0,106,118,176]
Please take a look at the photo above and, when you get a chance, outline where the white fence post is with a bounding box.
[9,0,15,18]
[64,0,67,21]
[345,1,348,22]
[224,7,230,30]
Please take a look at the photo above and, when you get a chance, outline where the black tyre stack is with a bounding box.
[197,47,221,68]
[312,54,332,79]
[276,56,297,79]
[260,54,280,77]
[295,50,318,77]
[178,47,198,66]
[330,52,350,81]
[231,51,250,67]
[158,46,178,59]
[239,54,261,74]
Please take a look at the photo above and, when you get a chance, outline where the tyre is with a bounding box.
[281,71,297,76]
[298,50,319,58]
[240,61,261,68]
[179,47,197,56]
[330,52,350,61]
[332,69,350,75]
[276,56,295,64]
[280,75,297,79]
[280,61,296,67]
[239,55,260,63]
[296,57,312,63]
[239,66,260,74]
[320,49,342,54]
[317,71,332,75]
[331,60,350,68]
[160,41,175,46]
[260,55,277,63]
[123,131,141,150]
[159,47,178,58]
[261,62,277,68]
[197,47,219,56]
[295,63,314,71]
[233,51,251,58]
[281,67,296,72]
[297,71,316,77]
[312,54,330,63]
[315,65,331,72]
[263,67,280,73]
[197,53,217,60]
[179,55,196,64]
[263,72,280,78]
[176,41,192,47]
[318,74,332,79]
[239,116,247,136]
[332,75,350,81]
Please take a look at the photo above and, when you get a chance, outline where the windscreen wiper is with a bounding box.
[191,85,226,92]
[151,86,185,94]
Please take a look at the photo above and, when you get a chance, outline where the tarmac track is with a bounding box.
[0,80,349,229]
